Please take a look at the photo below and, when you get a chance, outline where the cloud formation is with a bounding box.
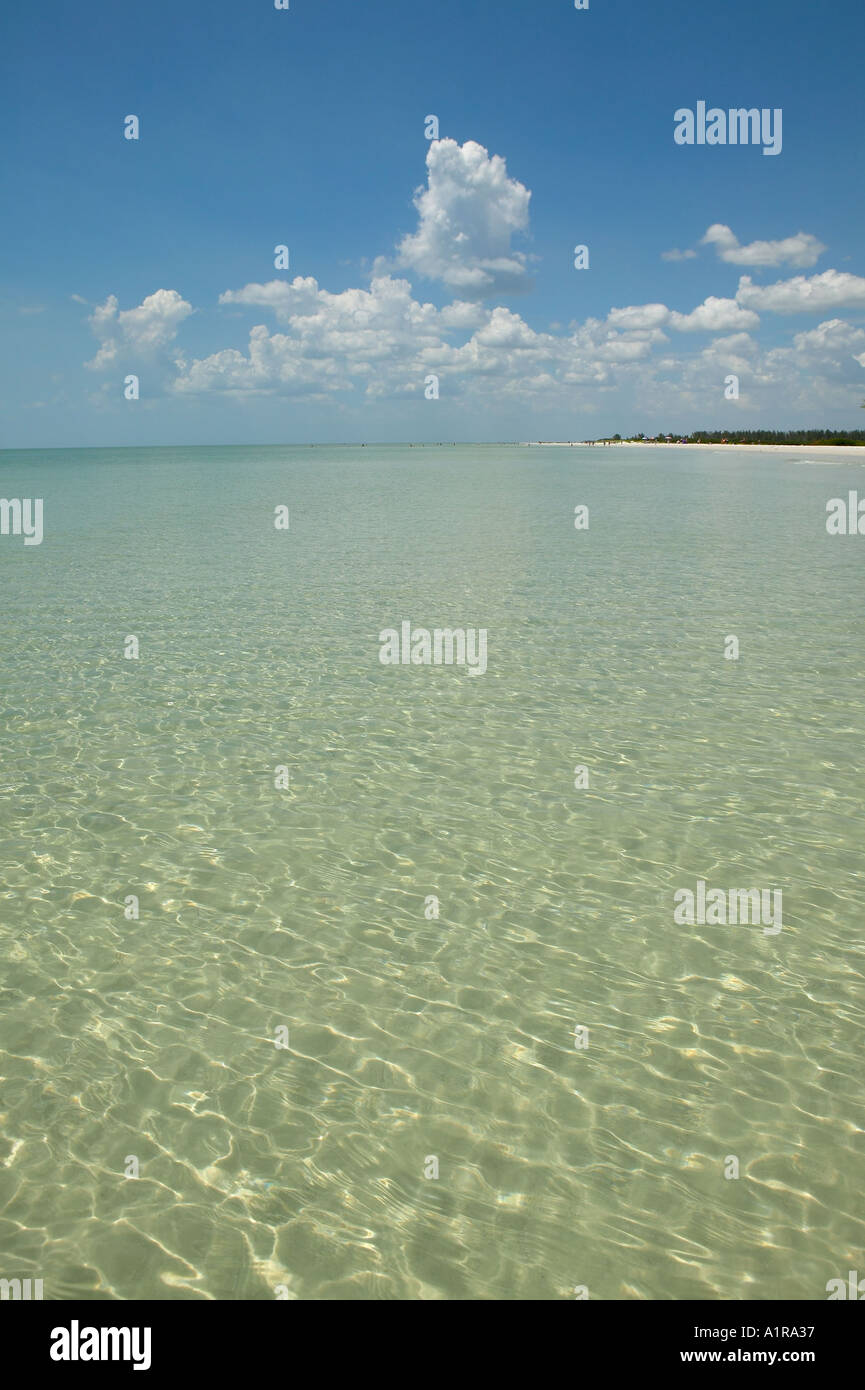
[669,296,760,333]
[702,224,826,268]
[80,140,865,422]
[736,269,865,314]
[86,289,193,370]
[171,273,861,419]
[607,298,759,334]
[182,275,444,396]
[396,139,531,296]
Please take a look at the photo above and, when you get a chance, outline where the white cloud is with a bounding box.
[763,317,865,394]
[473,305,541,349]
[790,318,865,354]
[736,269,865,314]
[781,318,865,381]
[178,274,656,401]
[168,274,865,420]
[219,279,309,318]
[175,275,865,419]
[439,300,490,330]
[701,224,826,268]
[661,248,697,262]
[181,275,445,396]
[606,297,759,335]
[670,296,760,333]
[607,303,671,332]
[174,323,335,397]
[396,138,531,296]
[118,139,862,422]
[227,274,441,359]
[86,289,193,370]
[180,278,782,407]
[696,333,759,382]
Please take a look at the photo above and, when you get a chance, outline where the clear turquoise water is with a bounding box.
[0,443,863,1300]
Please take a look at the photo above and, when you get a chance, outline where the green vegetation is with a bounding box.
[591,429,865,446]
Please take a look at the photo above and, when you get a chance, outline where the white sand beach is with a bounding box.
[526,441,865,456]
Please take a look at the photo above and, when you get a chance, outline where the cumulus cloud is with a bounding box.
[190,270,783,407]
[701,224,826,268]
[669,296,760,333]
[439,300,490,330]
[176,271,675,401]
[607,303,671,332]
[396,139,531,296]
[661,248,697,262]
[762,318,865,394]
[789,318,865,354]
[171,272,863,418]
[779,319,865,382]
[218,280,308,319]
[175,277,865,420]
[86,289,193,370]
[698,328,756,366]
[180,275,444,396]
[87,139,861,422]
[736,269,865,314]
[607,297,759,334]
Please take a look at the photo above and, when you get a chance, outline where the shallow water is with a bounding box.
[0,443,863,1299]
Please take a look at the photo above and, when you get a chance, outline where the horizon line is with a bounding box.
[3,431,865,454]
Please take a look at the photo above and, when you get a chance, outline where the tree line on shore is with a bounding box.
[593,429,865,446]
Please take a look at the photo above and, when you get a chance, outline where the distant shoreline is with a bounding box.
[524,441,865,455]
[4,440,864,455]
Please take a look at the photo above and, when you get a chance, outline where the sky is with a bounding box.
[1,0,864,446]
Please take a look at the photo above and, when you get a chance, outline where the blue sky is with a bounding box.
[2,0,864,445]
